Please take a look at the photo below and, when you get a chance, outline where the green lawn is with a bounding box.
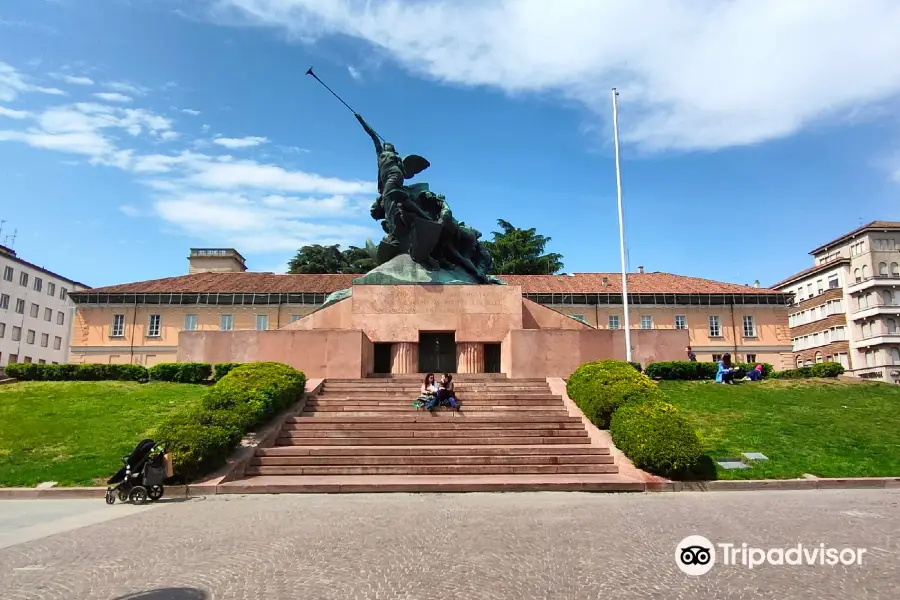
[661,379,900,480]
[0,381,204,487]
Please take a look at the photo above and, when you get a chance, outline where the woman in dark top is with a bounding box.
[438,373,459,410]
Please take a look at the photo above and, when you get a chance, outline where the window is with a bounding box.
[712,354,722,362]
[893,263,900,277]
[11,326,21,341]
[220,314,234,331]
[184,314,198,331]
[15,299,25,314]
[26,329,35,344]
[816,279,823,294]
[640,315,653,329]
[0,294,8,309]
[796,356,803,368]
[797,286,804,300]
[44,307,52,321]
[2,266,12,281]
[883,290,893,306]
[888,318,898,334]
[53,336,61,350]
[815,352,823,363]
[741,315,756,337]
[57,311,65,325]
[38,359,45,365]
[8,354,16,364]
[862,265,870,279]
[806,283,813,297]
[880,262,888,276]
[865,350,875,367]
[47,282,55,297]
[255,314,269,331]
[854,268,861,283]
[60,287,67,301]
[828,276,839,289]
[708,315,721,337]
[23,356,32,364]
[608,315,620,330]
[824,329,831,344]
[859,294,868,310]
[19,271,28,287]
[147,314,161,337]
[29,303,39,318]
[0,323,4,338]
[290,314,303,322]
[746,353,757,363]
[674,315,687,330]
[33,277,42,292]
[40,333,48,347]
[892,348,900,365]
[111,314,125,337]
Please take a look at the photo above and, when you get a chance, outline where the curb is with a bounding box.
[2,478,899,498]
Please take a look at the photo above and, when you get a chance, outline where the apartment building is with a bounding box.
[68,248,793,369]
[0,243,90,367]
[773,220,900,382]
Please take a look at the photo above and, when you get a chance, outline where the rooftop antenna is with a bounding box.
[0,220,5,241]
[6,228,17,249]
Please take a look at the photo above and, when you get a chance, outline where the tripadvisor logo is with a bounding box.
[675,536,867,575]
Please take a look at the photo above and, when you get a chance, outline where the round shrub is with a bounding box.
[213,362,241,382]
[201,362,306,431]
[154,407,242,482]
[610,400,702,477]
[809,362,845,378]
[567,360,666,428]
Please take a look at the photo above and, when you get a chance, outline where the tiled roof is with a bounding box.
[770,257,850,289]
[76,271,784,296]
[809,221,900,255]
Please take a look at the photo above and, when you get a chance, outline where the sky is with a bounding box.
[1,0,900,289]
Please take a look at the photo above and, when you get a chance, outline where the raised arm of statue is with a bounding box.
[355,113,383,155]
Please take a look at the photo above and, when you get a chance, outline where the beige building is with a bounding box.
[773,221,900,383]
[68,248,793,370]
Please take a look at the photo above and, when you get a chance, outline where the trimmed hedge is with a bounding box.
[610,400,702,477]
[213,362,241,382]
[148,362,212,384]
[567,360,666,428]
[155,362,307,481]
[770,363,845,379]
[644,361,775,381]
[4,362,147,382]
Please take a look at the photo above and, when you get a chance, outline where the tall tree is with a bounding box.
[483,219,564,275]
[287,244,377,274]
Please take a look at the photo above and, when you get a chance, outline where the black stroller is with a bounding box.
[105,438,168,505]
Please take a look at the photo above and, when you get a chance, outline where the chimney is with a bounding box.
[637,265,644,274]
[601,276,609,289]
[753,280,760,288]
[188,248,248,274]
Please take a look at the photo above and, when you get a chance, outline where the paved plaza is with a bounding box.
[1,490,898,599]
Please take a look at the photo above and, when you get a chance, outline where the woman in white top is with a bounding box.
[418,373,439,410]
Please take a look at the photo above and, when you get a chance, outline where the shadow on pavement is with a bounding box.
[113,587,208,600]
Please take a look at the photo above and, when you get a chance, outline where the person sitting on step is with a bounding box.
[417,373,440,411]
[437,373,459,410]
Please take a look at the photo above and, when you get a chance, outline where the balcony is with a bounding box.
[855,331,900,348]
[851,302,900,321]
[847,274,900,293]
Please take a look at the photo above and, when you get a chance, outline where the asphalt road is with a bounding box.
[0,490,897,599]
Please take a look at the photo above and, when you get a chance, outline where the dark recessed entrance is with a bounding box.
[484,343,502,374]
[373,343,392,374]
[418,332,457,374]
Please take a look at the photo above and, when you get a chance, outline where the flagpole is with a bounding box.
[611,88,632,362]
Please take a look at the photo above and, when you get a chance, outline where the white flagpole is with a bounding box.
[611,88,632,362]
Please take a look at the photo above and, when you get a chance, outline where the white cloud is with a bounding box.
[213,0,900,152]
[347,65,361,81]
[201,124,211,132]
[119,205,143,217]
[93,92,133,103]
[0,60,66,101]
[160,130,181,141]
[182,108,201,116]
[55,74,94,86]
[105,81,148,96]
[0,106,30,119]
[213,135,269,148]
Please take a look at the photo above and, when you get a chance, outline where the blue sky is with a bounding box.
[1,0,900,289]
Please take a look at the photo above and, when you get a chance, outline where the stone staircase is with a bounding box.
[224,375,643,493]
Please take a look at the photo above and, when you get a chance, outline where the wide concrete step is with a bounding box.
[282,421,583,431]
[276,436,590,446]
[322,386,553,393]
[358,376,546,382]
[303,405,567,412]
[218,474,643,493]
[300,410,570,418]
[244,464,617,476]
[315,393,558,399]
[287,415,582,425]
[280,429,588,439]
[253,454,614,466]
[258,444,608,457]
[307,398,563,406]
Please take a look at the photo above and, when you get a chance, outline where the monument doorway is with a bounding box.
[418,332,457,373]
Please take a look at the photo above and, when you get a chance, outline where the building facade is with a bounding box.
[67,248,793,371]
[774,221,900,383]
[0,244,89,367]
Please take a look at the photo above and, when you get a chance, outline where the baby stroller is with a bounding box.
[105,438,168,505]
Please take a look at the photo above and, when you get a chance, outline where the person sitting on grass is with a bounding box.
[437,373,459,410]
[716,353,738,384]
